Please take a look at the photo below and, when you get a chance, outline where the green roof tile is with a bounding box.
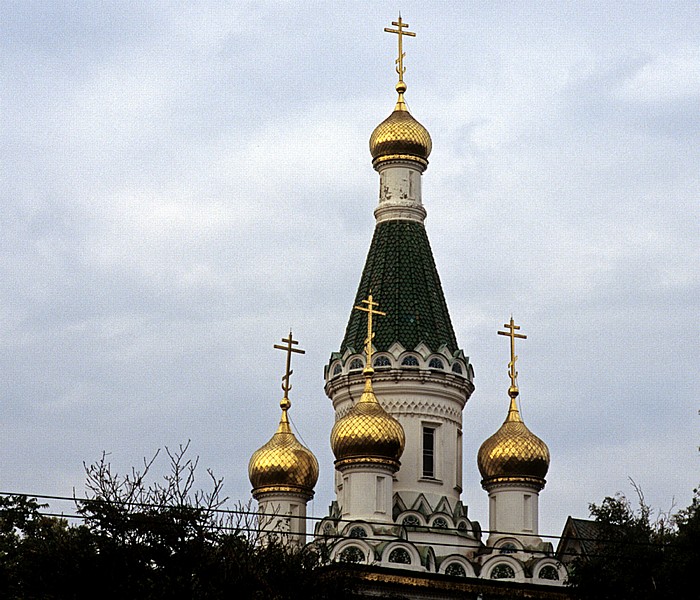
[340,220,459,355]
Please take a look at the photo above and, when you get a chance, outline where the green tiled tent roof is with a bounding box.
[340,220,459,354]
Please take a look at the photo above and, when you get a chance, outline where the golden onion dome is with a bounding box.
[248,398,319,499]
[477,392,550,489]
[369,82,432,171]
[331,376,405,471]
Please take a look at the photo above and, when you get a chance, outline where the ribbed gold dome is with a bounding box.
[369,84,432,170]
[248,400,319,499]
[477,395,550,489]
[331,377,405,471]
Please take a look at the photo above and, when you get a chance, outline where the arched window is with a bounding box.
[429,358,444,370]
[445,563,466,577]
[332,363,342,376]
[457,521,468,531]
[498,543,517,554]
[373,356,391,368]
[538,565,559,580]
[388,548,411,564]
[402,515,420,527]
[432,517,449,529]
[339,546,365,564]
[491,564,516,579]
[451,362,463,374]
[348,526,367,539]
[401,355,419,367]
[323,522,334,534]
[349,358,364,371]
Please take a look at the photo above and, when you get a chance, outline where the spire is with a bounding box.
[339,16,459,358]
[340,221,458,354]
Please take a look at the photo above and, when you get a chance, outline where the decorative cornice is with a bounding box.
[335,456,401,472]
[374,202,427,224]
[252,486,315,501]
[481,476,546,492]
[372,154,429,170]
[381,398,462,421]
[327,347,473,387]
[326,368,473,400]
[334,397,462,424]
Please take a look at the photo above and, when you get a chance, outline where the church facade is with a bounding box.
[248,16,570,596]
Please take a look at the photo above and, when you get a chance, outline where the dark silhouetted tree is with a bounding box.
[567,484,699,600]
[0,444,350,600]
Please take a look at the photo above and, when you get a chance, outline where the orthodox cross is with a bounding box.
[498,316,527,390]
[274,331,305,401]
[354,293,385,370]
[384,14,416,84]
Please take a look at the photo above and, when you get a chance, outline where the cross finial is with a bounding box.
[273,331,305,408]
[497,316,527,396]
[384,14,416,88]
[354,292,386,375]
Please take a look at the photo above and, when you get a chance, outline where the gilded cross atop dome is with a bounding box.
[477,318,549,488]
[331,295,405,471]
[248,332,318,499]
[384,14,415,92]
[354,292,385,375]
[498,316,527,398]
[274,331,305,410]
[370,15,432,170]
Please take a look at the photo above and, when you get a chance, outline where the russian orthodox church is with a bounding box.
[249,16,570,597]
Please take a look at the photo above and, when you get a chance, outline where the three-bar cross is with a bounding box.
[498,316,527,390]
[384,14,416,83]
[354,293,386,370]
[274,331,305,399]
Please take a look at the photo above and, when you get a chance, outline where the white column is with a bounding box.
[374,161,427,223]
[338,464,394,523]
[256,492,310,547]
[486,484,542,548]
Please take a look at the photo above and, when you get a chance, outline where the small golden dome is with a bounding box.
[369,84,432,170]
[248,399,319,499]
[477,395,550,489]
[331,376,405,471]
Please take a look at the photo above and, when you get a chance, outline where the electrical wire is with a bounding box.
[0,490,686,559]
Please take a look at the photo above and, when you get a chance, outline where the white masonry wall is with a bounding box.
[328,366,472,511]
[337,464,395,523]
[486,484,543,549]
[374,161,427,224]
[256,493,309,547]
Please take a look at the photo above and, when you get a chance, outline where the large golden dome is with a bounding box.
[477,394,550,489]
[331,377,405,471]
[248,399,319,499]
[369,83,432,170]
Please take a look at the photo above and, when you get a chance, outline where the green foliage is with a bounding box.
[0,445,351,600]
[567,484,700,600]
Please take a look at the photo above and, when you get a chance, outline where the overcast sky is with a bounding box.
[1,2,698,540]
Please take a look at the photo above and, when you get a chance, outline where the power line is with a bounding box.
[0,490,686,556]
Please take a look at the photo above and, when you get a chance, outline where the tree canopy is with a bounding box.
[566,484,700,600]
[0,445,348,600]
